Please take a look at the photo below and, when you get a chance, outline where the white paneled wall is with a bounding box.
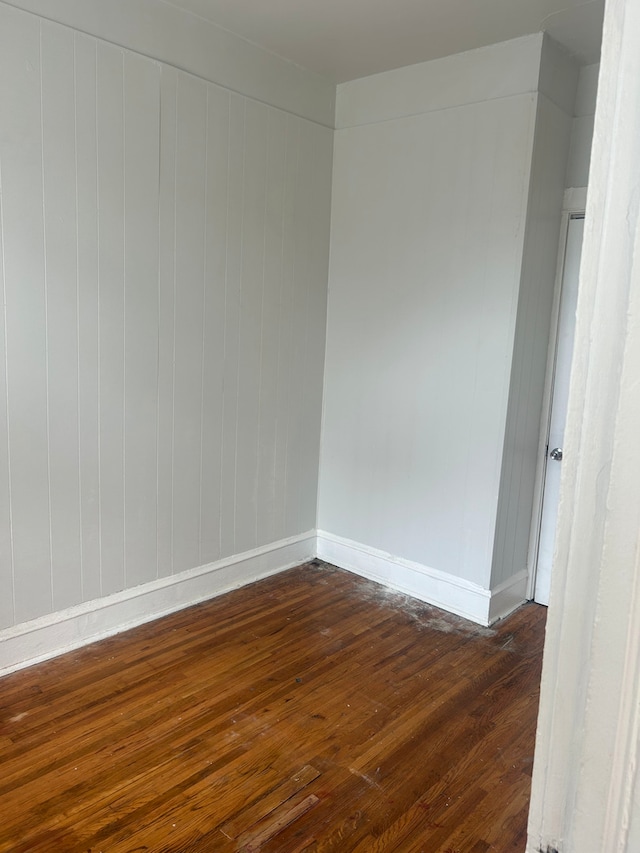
[0,3,332,630]
[1,0,335,127]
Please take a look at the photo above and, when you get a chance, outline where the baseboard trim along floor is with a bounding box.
[316,530,527,627]
[0,529,528,676]
[0,531,316,678]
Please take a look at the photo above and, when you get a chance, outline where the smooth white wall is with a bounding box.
[335,35,544,129]
[319,39,545,589]
[0,1,332,630]
[319,35,575,602]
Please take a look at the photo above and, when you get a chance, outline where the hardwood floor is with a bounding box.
[0,562,546,853]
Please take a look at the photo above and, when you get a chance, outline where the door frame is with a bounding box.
[526,187,588,601]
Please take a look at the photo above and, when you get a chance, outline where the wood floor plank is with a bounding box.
[0,562,545,852]
[220,765,321,840]
[236,792,321,851]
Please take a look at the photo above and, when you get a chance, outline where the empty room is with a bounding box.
[1,0,639,851]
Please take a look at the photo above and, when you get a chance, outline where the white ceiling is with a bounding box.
[160,0,604,83]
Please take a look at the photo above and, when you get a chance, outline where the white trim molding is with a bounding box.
[0,532,315,678]
[528,0,640,849]
[316,530,524,627]
[0,528,530,678]
[488,569,529,625]
[526,189,588,601]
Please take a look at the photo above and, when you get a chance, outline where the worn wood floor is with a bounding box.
[0,561,545,853]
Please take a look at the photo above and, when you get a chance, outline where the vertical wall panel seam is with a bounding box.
[152,62,161,580]
[297,123,308,534]
[198,88,210,566]
[283,119,301,535]
[218,93,231,558]
[96,41,103,596]
[40,21,54,611]
[155,68,162,582]
[273,116,288,542]
[121,52,127,589]
[232,97,247,554]
[73,33,84,602]
[255,109,270,546]
[170,74,178,575]
[281,115,294,536]
[0,155,16,625]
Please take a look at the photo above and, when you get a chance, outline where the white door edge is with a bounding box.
[525,195,587,601]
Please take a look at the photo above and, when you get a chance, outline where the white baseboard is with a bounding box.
[0,531,315,678]
[0,529,528,677]
[316,531,527,627]
[488,569,529,624]
[317,530,492,625]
